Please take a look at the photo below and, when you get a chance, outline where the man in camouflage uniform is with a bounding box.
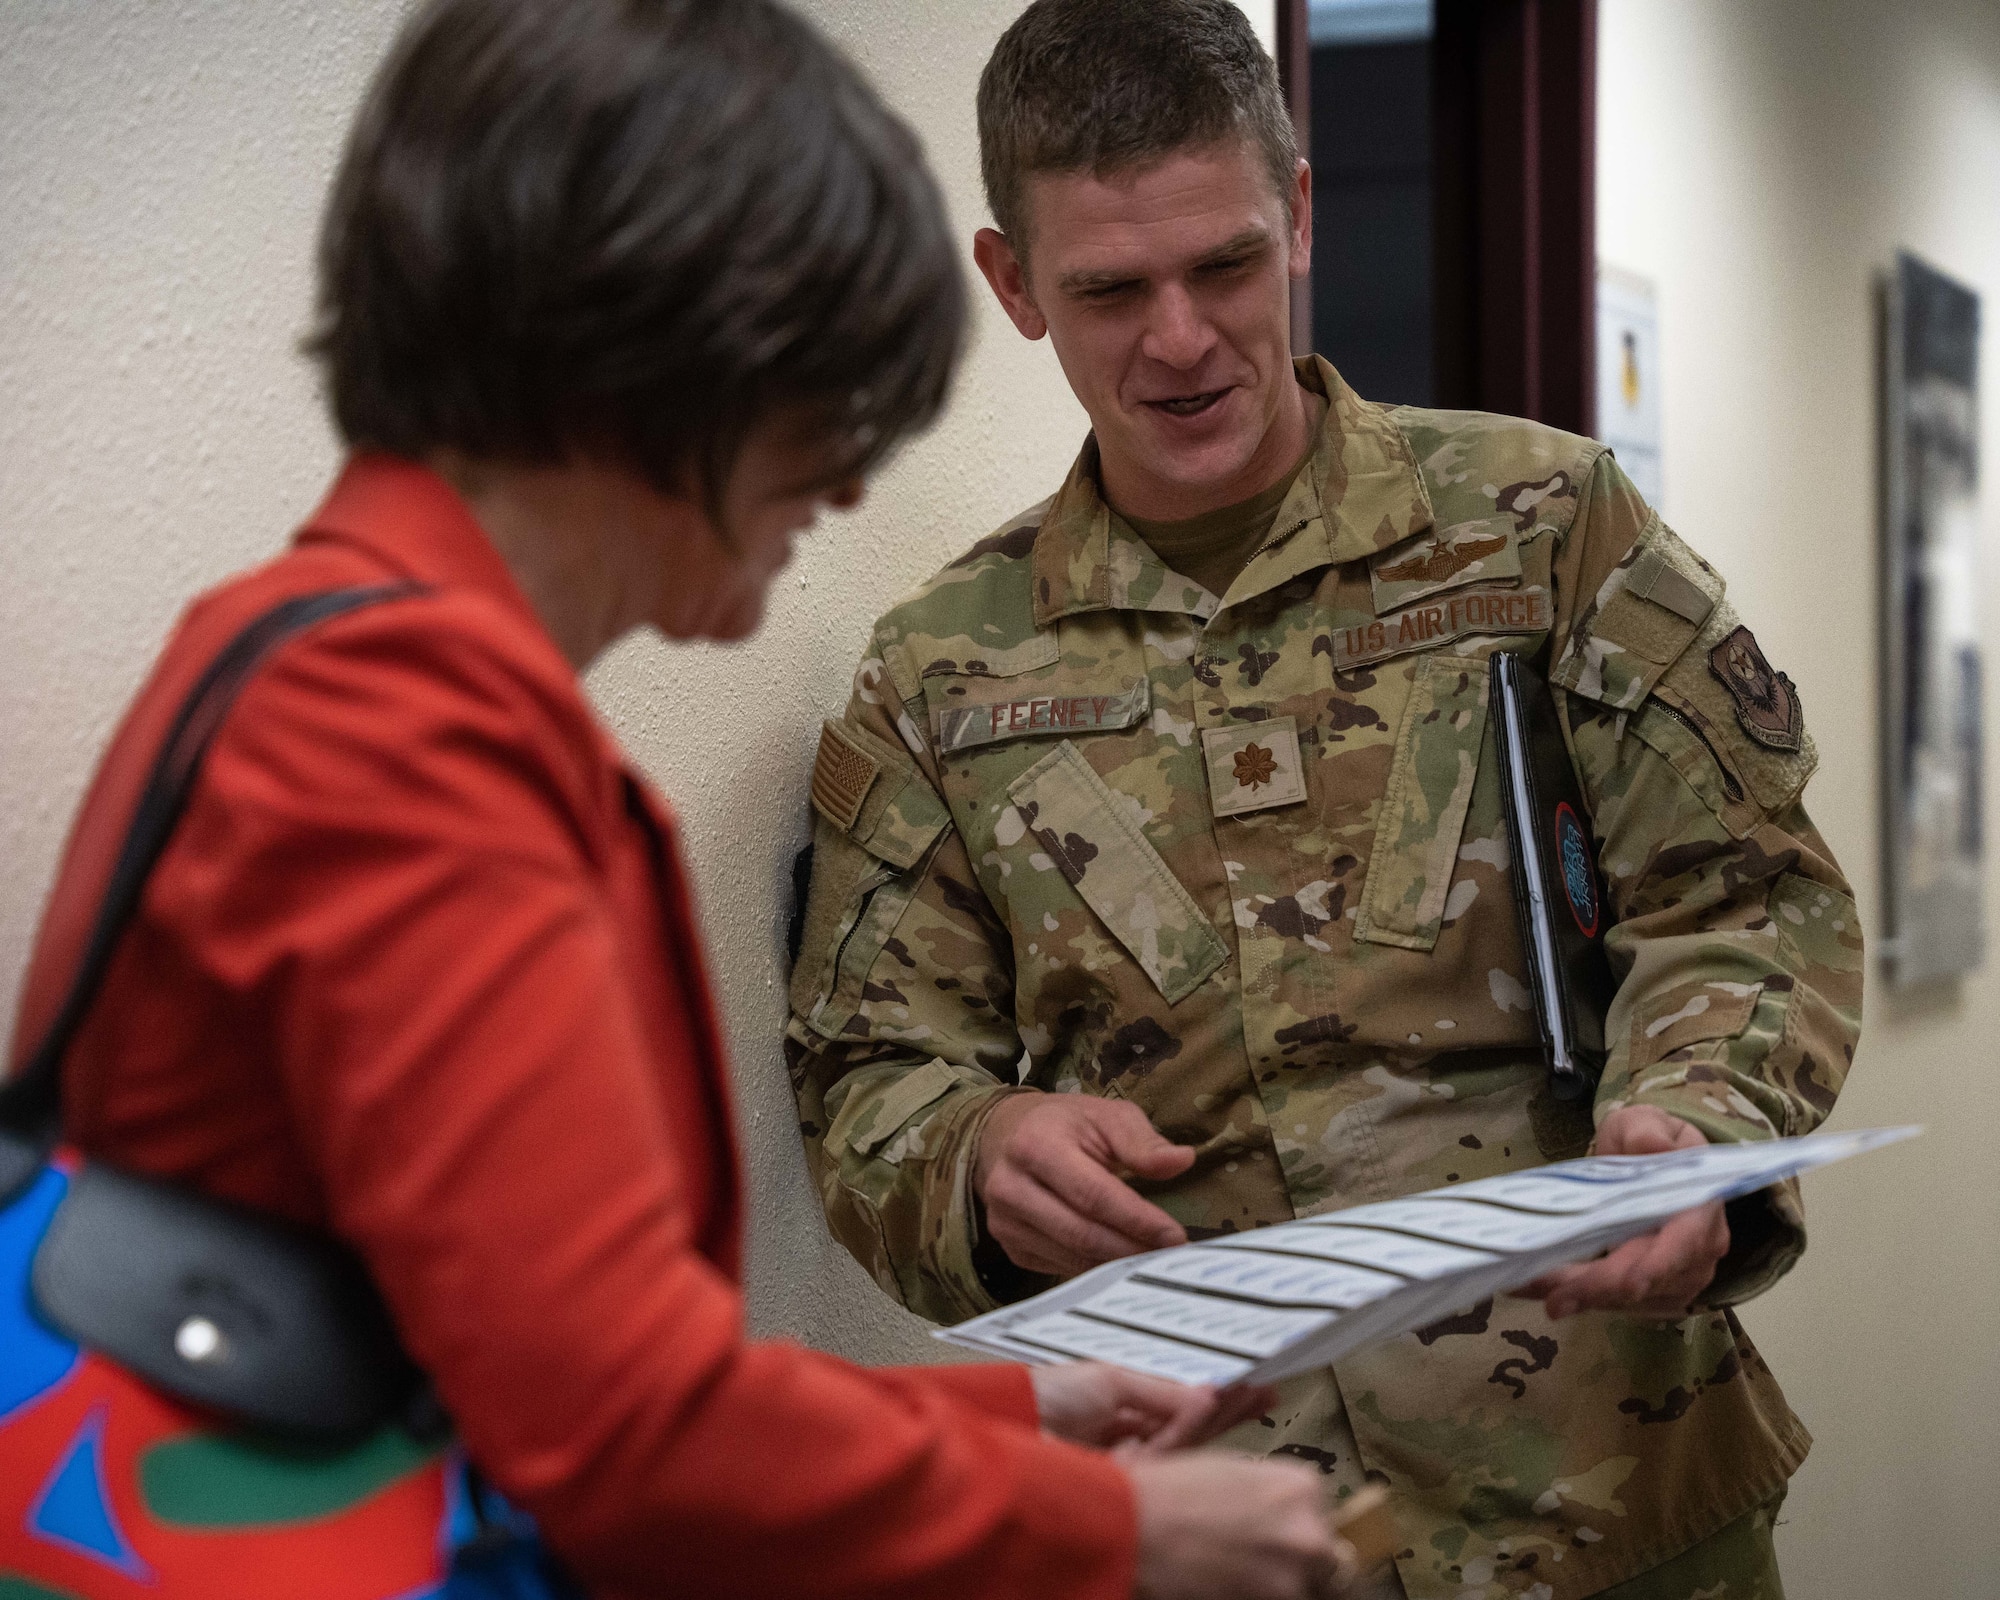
[785,3,1860,1596]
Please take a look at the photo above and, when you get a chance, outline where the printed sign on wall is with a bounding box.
[1596,264,1663,509]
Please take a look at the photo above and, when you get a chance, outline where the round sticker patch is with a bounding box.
[1554,802,1600,937]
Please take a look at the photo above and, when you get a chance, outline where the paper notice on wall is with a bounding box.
[1597,263,1664,509]
[938,1127,1919,1385]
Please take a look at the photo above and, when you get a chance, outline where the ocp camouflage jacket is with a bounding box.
[784,358,1862,1599]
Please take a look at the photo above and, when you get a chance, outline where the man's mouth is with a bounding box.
[1145,387,1231,418]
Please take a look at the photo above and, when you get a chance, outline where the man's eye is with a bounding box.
[1201,256,1253,276]
[1081,282,1136,301]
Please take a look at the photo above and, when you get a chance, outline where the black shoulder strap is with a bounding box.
[0,584,419,1142]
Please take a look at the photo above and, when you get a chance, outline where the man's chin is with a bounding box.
[1113,393,1269,492]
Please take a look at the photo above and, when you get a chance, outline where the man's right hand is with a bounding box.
[1127,1454,1358,1600]
[975,1092,1194,1277]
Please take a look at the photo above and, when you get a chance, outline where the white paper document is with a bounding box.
[938,1126,1919,1385]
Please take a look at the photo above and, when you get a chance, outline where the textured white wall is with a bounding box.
[1598,3,2000,1594]
[0,0,1086,1372]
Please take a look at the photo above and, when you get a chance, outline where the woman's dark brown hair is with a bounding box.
[310,0,966,503]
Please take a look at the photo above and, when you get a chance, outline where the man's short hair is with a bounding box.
[310,0,965,503]
[977,0,1298,253]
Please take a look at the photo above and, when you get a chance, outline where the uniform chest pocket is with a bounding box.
[1352,654,1493,952]
[1007,741,1228,1004]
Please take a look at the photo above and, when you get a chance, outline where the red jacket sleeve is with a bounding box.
[911,1362,1043,1428]
[152,599,1135,1600]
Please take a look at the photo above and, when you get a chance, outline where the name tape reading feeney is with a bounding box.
[937,679,1150,754]
[1334,586,1551,671]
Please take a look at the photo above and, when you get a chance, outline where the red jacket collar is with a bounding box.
[295,453,548,637]
[298,452,685,833]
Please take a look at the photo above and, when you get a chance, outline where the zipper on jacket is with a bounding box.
[831,878,886,983]
[1654,701,1745,802]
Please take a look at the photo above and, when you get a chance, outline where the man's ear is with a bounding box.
[1286,158,1313,283]
[974,227,1049,341]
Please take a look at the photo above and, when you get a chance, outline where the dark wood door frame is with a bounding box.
[1432,0,1598,434]
[1275,0,1313,355]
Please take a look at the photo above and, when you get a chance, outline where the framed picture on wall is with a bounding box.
[1596,264,1663,509]
[1882,250,1984,988]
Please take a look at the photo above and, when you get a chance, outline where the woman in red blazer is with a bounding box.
[7,1,1348,1597]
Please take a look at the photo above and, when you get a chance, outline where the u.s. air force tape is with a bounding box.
[1332,586,1551,671]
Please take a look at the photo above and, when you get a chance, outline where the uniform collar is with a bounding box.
[1031,356,1436,626]
[294,452,549,635]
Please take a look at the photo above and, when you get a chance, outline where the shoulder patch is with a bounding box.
[811,721,880,831]
[1708,627,1803,752]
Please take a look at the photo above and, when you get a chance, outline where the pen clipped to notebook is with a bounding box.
[1488,650,1618,1100]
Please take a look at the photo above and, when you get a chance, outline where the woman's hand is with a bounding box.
[1127,1453,1360,1600]
[1030,1362,1277,1451]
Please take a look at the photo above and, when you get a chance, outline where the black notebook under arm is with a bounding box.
[1488,651,1617,1101]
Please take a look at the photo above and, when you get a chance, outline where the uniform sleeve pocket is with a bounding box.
[1630,979,1764,1071]
[1007,741,1228,1004]
[1551,515,1722,713]
[826,1057,966,1160]
[791,719,953,1040]
[1354,654,1491,952]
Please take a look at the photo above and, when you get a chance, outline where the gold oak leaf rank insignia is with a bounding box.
[1234,743,1279,790]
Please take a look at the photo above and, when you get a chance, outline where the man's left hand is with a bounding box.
[1516,1106,1731,1321]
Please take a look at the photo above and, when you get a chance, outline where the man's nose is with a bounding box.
[1139,283,1217,370]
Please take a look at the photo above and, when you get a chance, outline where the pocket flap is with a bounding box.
[32,1162,412,1438]
[1552,517,1725,711]
[1354,654,1492,952]
[1630,980,1764,1070]
[826,1058,966,1159]
[1007,741,1228,1004]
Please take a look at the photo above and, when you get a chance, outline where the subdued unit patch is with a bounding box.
[1707,627,1803,752]
[810,720,880,831]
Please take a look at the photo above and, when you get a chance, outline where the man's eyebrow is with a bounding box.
[1191,228,1274,266]
[1054,228,1274,295]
